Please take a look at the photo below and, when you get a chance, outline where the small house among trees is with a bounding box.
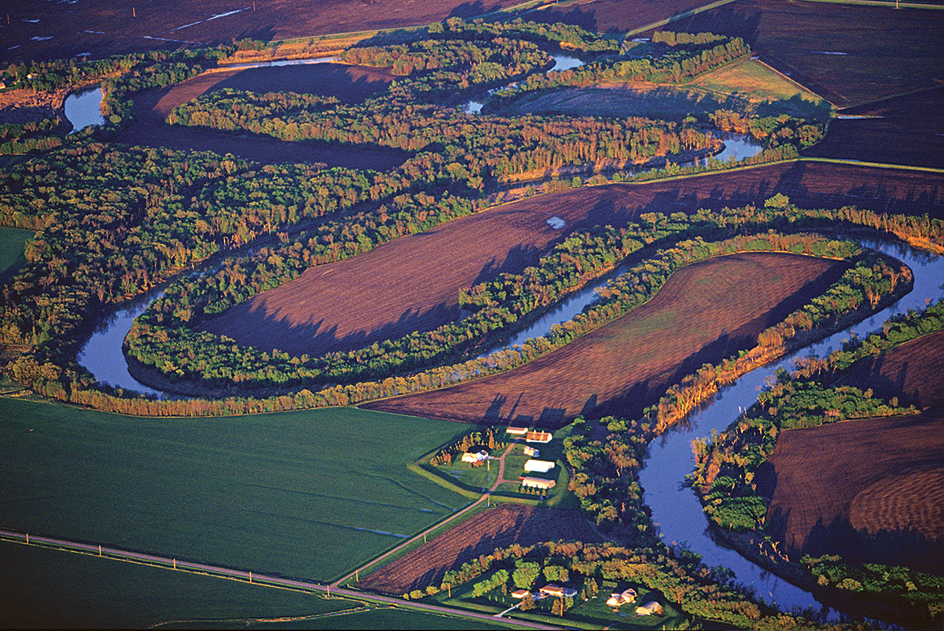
[524,458,555,473]
[526,430,553,443]
[636,601,664,616]
[520,476,556,490]
[539,584,578,598]
[461,450,490,465]
[606,588,638,607]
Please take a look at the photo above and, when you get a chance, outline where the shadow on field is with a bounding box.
[766,503,944,576]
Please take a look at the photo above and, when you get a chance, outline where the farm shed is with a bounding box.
[524,458,555,473]
[520,476,556,490]
[506,426,529,435]
[523,446,539,457]
[526,431,553,443]
[540,584,578,598]
[511,589,531,599]
[461,450,489,464]
[606,588,638,607]
[636,601,664,615]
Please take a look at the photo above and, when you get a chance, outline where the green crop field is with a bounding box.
[0,227,31,281]
[0,539,503,629]
[0,400,469,582]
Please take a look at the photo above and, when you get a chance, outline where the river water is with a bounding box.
[63,86,104,133]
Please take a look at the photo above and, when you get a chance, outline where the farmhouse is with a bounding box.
[522,445,540,457]
[636,601,664,616]
[539,584,578,599]
[606,588,638,608]
[461,450,489,464]
[526,431,553,443]
[523,458,555,473]
[520,476,555,490]
[506,426,529,436]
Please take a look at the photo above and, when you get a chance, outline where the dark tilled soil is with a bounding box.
[358,503,603,595]
[759,413,944,574]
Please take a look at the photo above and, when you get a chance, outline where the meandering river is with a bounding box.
[64,55,943,619]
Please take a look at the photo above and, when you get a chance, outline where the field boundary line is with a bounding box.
[798,156,944,175]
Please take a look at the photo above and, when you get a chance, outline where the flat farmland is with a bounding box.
[358,504,604,595]
[0,0,524,67]
[836,330,944,411]
[522,0,715,34]
[367,253,846,427]
[0,399,469,582]
[665,0,944,108]
[803,86,944,168]
[760,413,944,574]
[201,161,942,359]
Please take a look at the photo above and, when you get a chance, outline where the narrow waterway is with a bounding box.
[638,240,944,615]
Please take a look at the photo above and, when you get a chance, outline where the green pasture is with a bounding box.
[0,227,31,281]
[0,538,351,628]
[0,540,503,629]
[687,58,827,108]
[0,400,469,582]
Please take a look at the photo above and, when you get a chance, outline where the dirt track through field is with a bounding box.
[367,252,846,427]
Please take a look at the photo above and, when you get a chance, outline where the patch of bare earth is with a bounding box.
[761,414,944,574]
[367,253,847,427]
[358,504,603,595]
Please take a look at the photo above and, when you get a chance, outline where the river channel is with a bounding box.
[65,57,942,620]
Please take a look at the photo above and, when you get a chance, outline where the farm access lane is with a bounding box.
[0,526,559,630]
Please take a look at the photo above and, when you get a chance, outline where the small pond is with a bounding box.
[63,86,104,133]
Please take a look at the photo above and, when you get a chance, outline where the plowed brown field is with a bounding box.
[0,0,523,67]
[761,414,944,574]
[358,503,603,595]
[201,162,941,358]
[664,0,944,108]
[367,253,846,427]
[803,85,944,169]
[836,330,944,411]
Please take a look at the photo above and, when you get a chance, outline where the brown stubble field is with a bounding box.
[760,413,943,574]
[357,504,604,595]
[663,0,944,108]
[201,161,941,359]
[0,0,525,67]
[366,253,847,427]
[758,330,944,574]
[802,85,944,168]
[836,330,944,411]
